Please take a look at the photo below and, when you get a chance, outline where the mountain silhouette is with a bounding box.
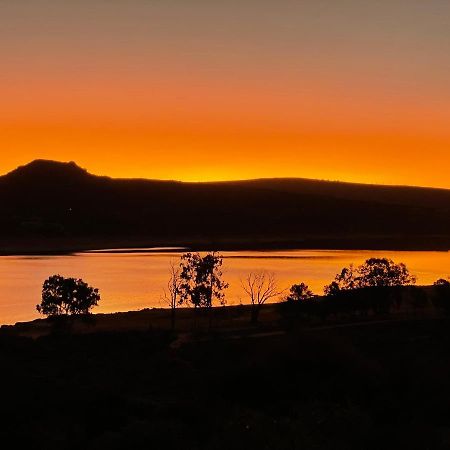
[5,159,91,184]
[1,160,449,250]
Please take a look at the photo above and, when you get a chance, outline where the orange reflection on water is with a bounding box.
[0,249,448,325]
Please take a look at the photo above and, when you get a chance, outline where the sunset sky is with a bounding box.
[1,1,449,187]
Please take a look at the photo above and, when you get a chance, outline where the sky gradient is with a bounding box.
[1,1,449,187]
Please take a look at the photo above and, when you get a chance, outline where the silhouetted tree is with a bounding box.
[178,252,228,308]
[242,271,283,323]
[36,275,100,317]
[162,262,182,330]
[435,278,450,287]
[286,283,314,302]
[433,278,450,314]
[280,283,317,322]
[325,258,416,295]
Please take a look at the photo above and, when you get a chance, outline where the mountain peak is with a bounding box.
[5,160,91,180]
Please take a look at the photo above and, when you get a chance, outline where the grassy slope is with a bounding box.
[2,307,450,449]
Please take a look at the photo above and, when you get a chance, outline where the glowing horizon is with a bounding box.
[1,1,449,188]
[4,157,450,191]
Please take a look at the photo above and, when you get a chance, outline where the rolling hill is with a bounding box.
[0,160,449,252]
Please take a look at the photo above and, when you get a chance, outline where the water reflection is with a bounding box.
[0,249,448,325]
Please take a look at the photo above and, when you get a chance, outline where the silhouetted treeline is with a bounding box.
[280,284,450,322]
[279,258,447,321]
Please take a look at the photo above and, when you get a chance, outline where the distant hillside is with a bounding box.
[0,160,449,251]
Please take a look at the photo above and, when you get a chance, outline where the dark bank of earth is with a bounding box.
[3,303,450,449]
[1,159,450,253]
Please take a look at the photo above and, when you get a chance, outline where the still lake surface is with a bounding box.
[0,249,449,325]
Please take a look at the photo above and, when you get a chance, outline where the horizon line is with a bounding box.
[5,158,450,192]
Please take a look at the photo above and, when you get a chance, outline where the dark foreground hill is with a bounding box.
[3,305,450,449]
[1,159,449,252]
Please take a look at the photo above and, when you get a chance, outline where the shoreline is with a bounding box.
[2,284,440,334]
[0,235,449,256]
[1,282,442,328]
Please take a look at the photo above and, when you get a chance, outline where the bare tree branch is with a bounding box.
[161,261,183,329]
[241,271,283,306]
[241,271,285,323]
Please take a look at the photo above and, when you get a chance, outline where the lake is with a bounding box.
[0,249,449,325]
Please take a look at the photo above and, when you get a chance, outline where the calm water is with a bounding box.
[0,249,449,325]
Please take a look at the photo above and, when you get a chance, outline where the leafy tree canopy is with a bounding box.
[286,283,314,302]
[179,252,228,308]
[435,278,450,287]
[325,258,416,296]
[36,275,100,316]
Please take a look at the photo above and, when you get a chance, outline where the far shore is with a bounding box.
[1,234,450,256]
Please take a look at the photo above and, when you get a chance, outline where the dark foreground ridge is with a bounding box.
[1,159,450,252]
[3,290,450,450]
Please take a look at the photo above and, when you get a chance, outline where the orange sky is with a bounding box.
[1,1,449,187]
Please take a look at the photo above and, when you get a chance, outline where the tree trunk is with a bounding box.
[171,307,176,331]
[208,306,213,329]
